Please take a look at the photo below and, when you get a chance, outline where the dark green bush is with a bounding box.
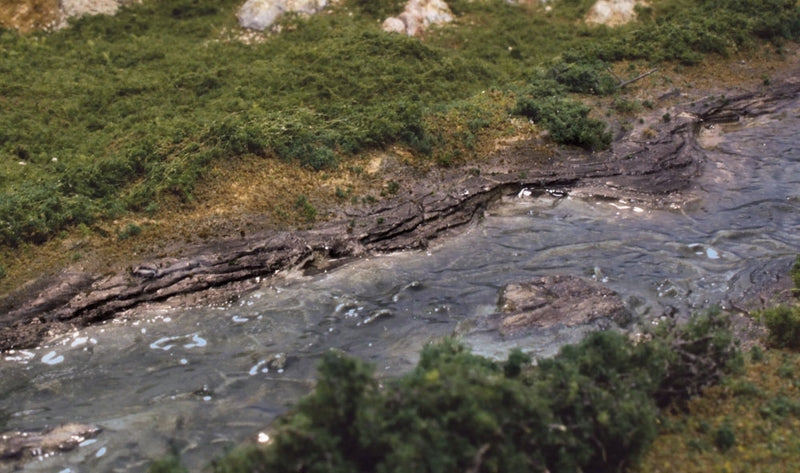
[513,94,612,151]
[294,195,317,222]
[547,60,618,96]
[117,223,142,241]
[713,421,736,452]
[347,0,405,18]
[209,312,740,473]
[148,454,187,473]
[648,309,743,407]
[759,305,800,350]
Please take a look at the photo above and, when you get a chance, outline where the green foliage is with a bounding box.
[347,0,404,18]
[759,395,800,421]
[533,331,662,471]
[713,421,736,452]
[117,223,142,241]
[294,195,317,223]
[547,60,618,96]
[513,93,612,151]
[148,454,187,473]
[750,345,765,362]
[791,254,800,295]
[648,308,743,406]
[759,305,800,350]
[3,0,799,248]
[213,312,740,473]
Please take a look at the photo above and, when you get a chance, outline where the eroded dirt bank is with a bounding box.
[1,79,799,351]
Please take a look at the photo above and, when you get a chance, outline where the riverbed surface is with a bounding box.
[1,98,799,472]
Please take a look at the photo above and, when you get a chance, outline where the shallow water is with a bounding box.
[2,100,799,472]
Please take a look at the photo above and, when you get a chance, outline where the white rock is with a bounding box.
[55,0,136,29]
[60,0,125,19]
[381,17,407,34]
[382,0,453,36]
[585,0,643,27]
[237,0,329,31]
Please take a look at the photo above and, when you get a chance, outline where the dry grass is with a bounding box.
[633,347,800,473]
[0,0,58,32]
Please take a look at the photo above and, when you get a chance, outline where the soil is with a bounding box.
[1,49,799,351]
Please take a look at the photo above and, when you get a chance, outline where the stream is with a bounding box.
[2,98,799,472]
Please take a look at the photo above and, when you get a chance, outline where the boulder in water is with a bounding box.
[496,275,630,333]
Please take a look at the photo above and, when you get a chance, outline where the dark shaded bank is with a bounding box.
[1,80,799,351]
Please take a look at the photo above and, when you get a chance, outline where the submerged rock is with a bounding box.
[0,423,101,461]
[382,0,453,36]
[237,0,330,31]
[496,275,629,333]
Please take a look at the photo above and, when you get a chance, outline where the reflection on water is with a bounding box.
[2,101,800,472]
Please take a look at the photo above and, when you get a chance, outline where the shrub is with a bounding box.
[117,223,142,241]
[713,421,736,452]
[294,195,317,222]
[759,305,800,350]
[513,94,611,151]
[210,312,740,473]
[547,60,618,96]
[648,309,743,407]
[347,0,405,18]
[148,454,187,473]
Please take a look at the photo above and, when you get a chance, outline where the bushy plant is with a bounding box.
[547,60,618,96]
[347,0,405,19]
[148,455,187,473]
[648,308,743,406]
[713,421,736,452]
[513,94,612,151]
[759,305,800,350]
[209,312,740,473]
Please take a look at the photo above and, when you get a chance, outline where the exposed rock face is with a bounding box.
[382,0,453,37]
[496,275,630,333]
[585,0,643,27]
[237,0,329,31]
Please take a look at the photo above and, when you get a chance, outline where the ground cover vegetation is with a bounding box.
[163,310,740,473]
[0,0,798,258]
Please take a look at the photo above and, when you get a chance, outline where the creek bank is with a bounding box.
[1,80,799,352]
